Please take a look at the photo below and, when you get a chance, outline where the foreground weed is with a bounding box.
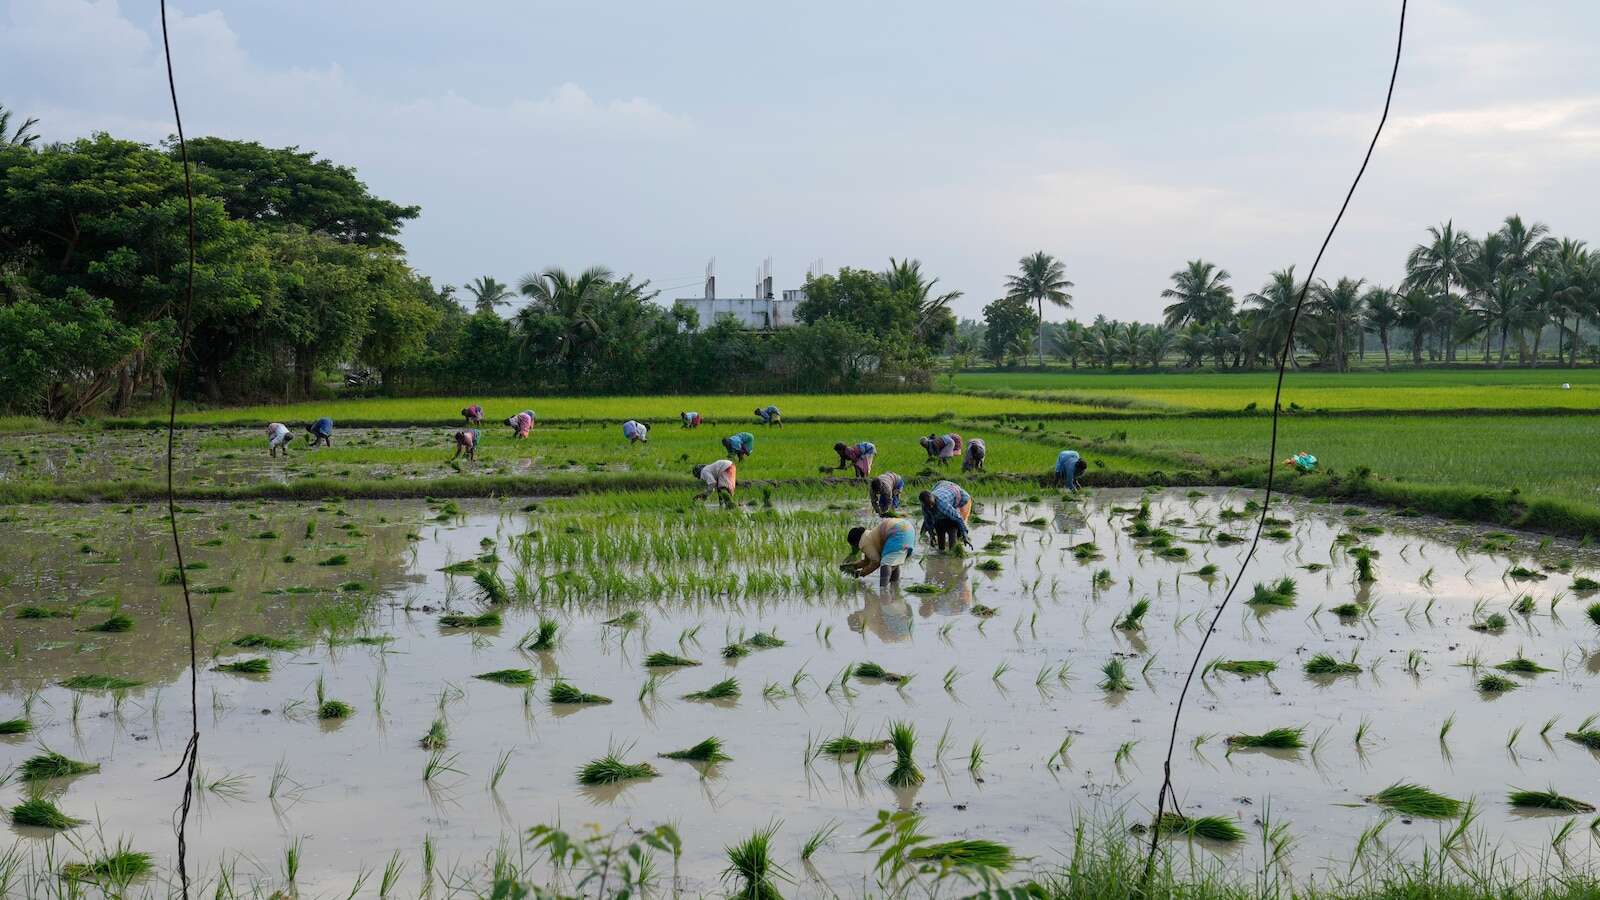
[885,721,923,787]
[723,822,790,900]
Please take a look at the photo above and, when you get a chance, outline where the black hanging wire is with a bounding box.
[1142,0,1407,885]
[156,1,201,897]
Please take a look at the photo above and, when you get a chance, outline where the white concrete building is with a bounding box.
[670,258,814,333]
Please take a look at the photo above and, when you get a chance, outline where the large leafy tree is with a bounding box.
[1004,251,1072,367]
[881,258,959,351]
[0,286,146,419]
[981,295,1038,366]
[797,267,918,339]
[1161,260,1233,330]
[182,138,419,248]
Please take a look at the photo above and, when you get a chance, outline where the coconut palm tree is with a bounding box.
[1552,239,1593,366]
[1463,232,1509,364]
[0,105,40,148]
[1138,324,1176,368]
[1049,321,1089,369]
[1361,286,1401,371]
[1004,252,1073,367]
[1176,324,1208,368]
[1160,260,1233,330]
[1244,268,1303,369]
[464,276,515,314]
[1397,288,1438,366]
[882,258,961,348]
[1498,215,1556,279]
[516,266,614,387]
[1313,277,1365,372]
[1403,221,1473,360]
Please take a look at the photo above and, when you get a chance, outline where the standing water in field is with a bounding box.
[0,489,1597,895]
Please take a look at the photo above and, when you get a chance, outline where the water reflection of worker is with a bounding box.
[846,585,914,643]
[843,517,914,586]
[915,557,972,617]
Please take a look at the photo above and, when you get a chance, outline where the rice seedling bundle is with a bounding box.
[1303,654,1361,676]
[439,611,501,628]
[1247,578,1297,608]
[885,721,923,787]
[61,847,153,884]
[1156,813,1244,843]
[1115,599,1150,631]
[722,823,789,900]
[1367,782,1461,818]
[10,797,83,830]
[59,674,142,691]
[20,752,99,781]
[852,661,908,684]
[1214,660,1276,677]
[87,614,133,633]
[644,651,700,668]
[577,754,657,785]
[525,617,559,650]
[819,736,891,756]
[660,737,730,763]
[907,839,1017,870]
[548,681,611,704]
[1226,727,1305,750]
[475,669,535,686]
[1494,656,1552,675]
[1099,658,1132,692]
[1470,612,1509,632]
[0,718,31,735]
[1508,789,1595,813]
[684,678,740,701]
[214,658,270,674]
[318,700,354,720]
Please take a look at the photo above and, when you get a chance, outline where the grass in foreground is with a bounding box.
[1367,782,1462,818]
[61,846,153,885]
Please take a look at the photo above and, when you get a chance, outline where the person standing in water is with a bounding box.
[506,410,535,439]
[832,441,876,479]
[452,429,480,461]
[755,405,782,427]
[869,472,905,515]
[692,458,738,506]
[722,431,754,461]
[305,417,334,447]
[962,438,987,473]
[266,422,293,457]
[918,480,972,550]
[842,517,916,586]
[461,404,484,426]
[623,420,650,444]
[1053,449,1087,489]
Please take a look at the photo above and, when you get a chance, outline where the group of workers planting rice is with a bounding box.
[261,404,1096,585]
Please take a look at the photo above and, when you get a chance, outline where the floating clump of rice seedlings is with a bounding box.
[603,610,643,628]
[318,698,353,720]
[10,797,83,830]
[644,651,700,668]
[1472,672,1510,695]
[1586,603,1600,628]
[1367,782,1462,818]
[1507,566,1547,581]
[439,611,500,628]
[0,718,30,735]
[722,822,789,900]
[1115,599,1150,631]
[1572,576,1599,592]
[1092,569,1113,589]
[1470,612,1509,633]
[548,681,611,704]
[660,736,731,763]
[420,718,448,750]
[231,633,301,651]
[1264,528,1292,541]
[1564,715,1600,749]
[1071,542,1102,561]
[1156,813,1244,843]
[970,604,999,618]
[1189,563,1220,577]
[1099,658,1132,692]
[1509,788,1596,813]
[1155,545,1190,561]
[820,735,891,757]
[1247,578,1297,608]
[1496,655,1553,675]
[975,559,1003,572]
[61,844,153,885]
[213,658,270,675]
[904,583,942,595]
[685,678,741,701]
[473,568,509,605]
[1302,562,1327,572]
[1328,603,1362,619]
[577,753,658,786]
[86,614,132,633]
[524,617,559,651]
[21,751,99,781]
[722,642,752,659]
[801,820,840,861]
[1214,660,1276,678]
[16,605,72,619]
[746,631,786,649]
[853,661,908,684]
[1512,594,1536,615]
[1226,727,1305,750]
[59,675,141,692]
[475,669,535,686]
[1021,517,1048,527]
[317,554,349,567]
[885,721,923,787]
[1214,532,1246,545]
[437,560,478,575]
[908,839,1018,869]
[1303,653,1361,676]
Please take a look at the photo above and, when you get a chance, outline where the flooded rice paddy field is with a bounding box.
[2,488,1599,895]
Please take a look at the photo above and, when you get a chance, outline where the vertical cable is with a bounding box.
[1142,0,1407,886]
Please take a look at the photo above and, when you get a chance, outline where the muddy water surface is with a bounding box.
[2,489,1598,896]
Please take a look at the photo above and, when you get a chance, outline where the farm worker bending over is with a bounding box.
[919,480,972,550]
[461,404,484,426]
[833,441,876,479]
[1053,450,1086,490]
[452,429,480,461]
[962,438,987,473]
[266,422,293,457]
[681,411,702,428]
[1283,451,1318,473]
[843,517,916,586]
[755,405,782,426]
[623,420,650,444]
[305,417,334,447]
[722,431,755,461]
[506,411,534,439]
[920,433,962,466]
[870,472,905,516]
[693,459,738,506]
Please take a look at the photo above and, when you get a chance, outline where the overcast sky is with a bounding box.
[4,0,1597,322]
